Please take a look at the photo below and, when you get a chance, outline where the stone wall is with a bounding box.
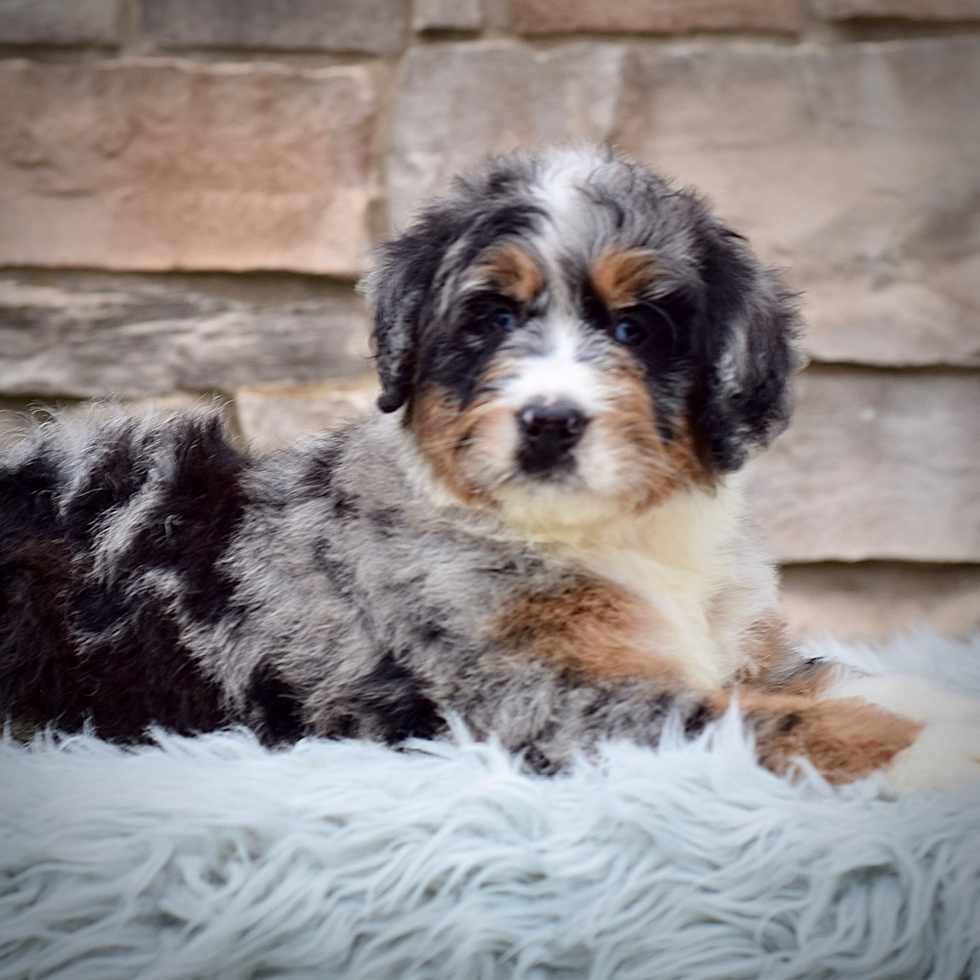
[1,0,978,640]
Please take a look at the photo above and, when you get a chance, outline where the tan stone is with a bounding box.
[234,378,380,452]
[618,39,980,367]
[813,0,980,19]
[388,42,626,230]
[0,276,371,398]
[780,562,980,642]
[0,60,374,275]
[0,0,121,44]
[414,0,483,31]
[511,0,801,34]
[745,368,980,563]
[141,0,408,54]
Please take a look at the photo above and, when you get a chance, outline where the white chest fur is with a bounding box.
[498,477,781,689]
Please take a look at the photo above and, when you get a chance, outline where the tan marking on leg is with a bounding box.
[474,244,543,304]
[591,248,661,309]
[710,689,922,785]
[492,578,681,681]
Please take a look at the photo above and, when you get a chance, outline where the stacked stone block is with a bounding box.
[1,0,978,640]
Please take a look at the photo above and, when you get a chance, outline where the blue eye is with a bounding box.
[610,304,677,350]
[613,317,645,346]
[487,308,516,331]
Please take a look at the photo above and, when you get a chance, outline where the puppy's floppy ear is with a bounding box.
[362,191,480,412]
[691,222,803,473]
[360,229,447,414]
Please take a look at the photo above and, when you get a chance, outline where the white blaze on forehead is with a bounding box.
[529,146,610,277]
[532,146,606,214]
[532,151,595,221]
[499,319,607,416]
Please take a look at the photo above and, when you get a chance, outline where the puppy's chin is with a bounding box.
[488,479,644,538]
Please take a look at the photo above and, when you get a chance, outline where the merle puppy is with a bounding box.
[2,146,978,791]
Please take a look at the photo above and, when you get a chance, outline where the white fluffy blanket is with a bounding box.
[2,631,980,980]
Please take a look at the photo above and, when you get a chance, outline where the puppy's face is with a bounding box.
[407,240,703,522]
[364,147,799,525]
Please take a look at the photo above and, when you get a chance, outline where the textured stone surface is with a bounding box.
[0,60,374,275]
[619,38,980,367]
[388,42,625,229]
[780,563,980,641]
[0,277,370,398]
[141,0,408,54]
[414,0,483,30]
[235,377,380,452]
[390,40,980,366]
[813,0,980,20]
[746,368,980,563]
[511,0,801,34]
[0,0,120,44]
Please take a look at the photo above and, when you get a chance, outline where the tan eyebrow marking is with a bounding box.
[591,247,661,309]
[474,243,544,304]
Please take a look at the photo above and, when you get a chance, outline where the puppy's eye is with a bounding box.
[612,316,645,346]
[611,305,675,351]
[462,294,520,337]
[486,307,517,332]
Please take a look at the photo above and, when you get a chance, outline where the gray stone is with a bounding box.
[780,562,980,642]
[388,42,626,230]
[0,60,375,275]
[0,0,121,45]
[511,0,801,34]
[141,0,408,54]
[0,277,371,399]
[413,0,483,31]
[235,377,380,452]
[745,368,980,563]
[813,0,980,19]
[619,39,980,367]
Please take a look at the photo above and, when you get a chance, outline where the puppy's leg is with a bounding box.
[724,635,980,792]
[442,658,923,786]
[736,657,980,793]
[714,688,924,787]
[821,671,980,794]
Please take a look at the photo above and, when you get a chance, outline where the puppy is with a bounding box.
[1,146,977,791]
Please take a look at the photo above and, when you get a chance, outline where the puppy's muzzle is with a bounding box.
[517,401,588,476]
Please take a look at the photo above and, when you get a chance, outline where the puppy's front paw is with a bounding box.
[827,673,980,726]
[887,722,980,795]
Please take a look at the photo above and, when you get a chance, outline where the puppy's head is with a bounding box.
[362,146,800,526]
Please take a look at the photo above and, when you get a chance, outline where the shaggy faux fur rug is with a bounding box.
[2,631,980,980]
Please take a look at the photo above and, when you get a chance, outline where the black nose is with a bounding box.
[517,401,588,474]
